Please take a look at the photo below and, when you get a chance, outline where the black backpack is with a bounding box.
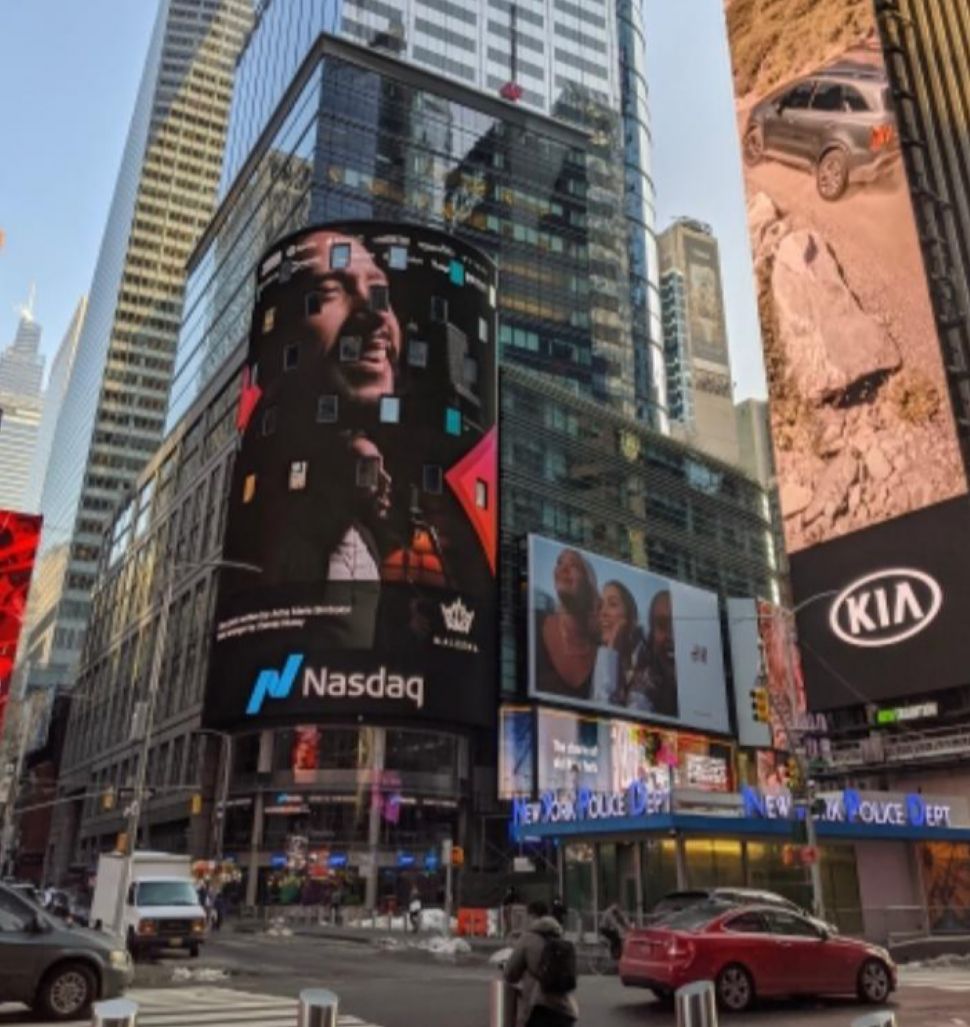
[536,935,577,994]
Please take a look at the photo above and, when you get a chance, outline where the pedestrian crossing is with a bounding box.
[0,986,382,1026]
[898,966,970,992]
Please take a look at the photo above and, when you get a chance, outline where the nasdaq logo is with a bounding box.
[246,653,304,715]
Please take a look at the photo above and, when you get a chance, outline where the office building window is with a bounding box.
[340,336,361,361]
[380,396,401,423]
[463,356,479,387]
[479,317,489,343]
[445,407,461,436]
[317,395,338,423]
[388,245,408,270]
[289,461,308,491]
[330,242,351,269]
[408,340,429,367]
[423,465,443,494]
[431,296,448,323]
[449,260,465,285]
[283,343,299,370]
[370,284,389,311]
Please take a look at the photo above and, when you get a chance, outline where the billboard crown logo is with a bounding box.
[441,598,475,635]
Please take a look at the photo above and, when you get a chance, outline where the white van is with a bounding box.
[91,851,207,958]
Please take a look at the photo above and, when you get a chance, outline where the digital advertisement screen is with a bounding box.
[722,0,966,556]
[728,597,807,749]
[0,510,42,735]
[527,535,730,733]
[205,223,497,730]
[498,706,535,799]
[536,707,735,796]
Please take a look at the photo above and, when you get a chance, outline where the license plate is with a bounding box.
[168,938,183,948]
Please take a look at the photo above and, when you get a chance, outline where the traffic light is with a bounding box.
[750,687,770,723]
[190,793,203,816]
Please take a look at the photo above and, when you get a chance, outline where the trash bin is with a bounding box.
[489,978,518,1027]
[675,980,718,1027]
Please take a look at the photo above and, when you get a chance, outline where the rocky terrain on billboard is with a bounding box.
[725,0,967,552]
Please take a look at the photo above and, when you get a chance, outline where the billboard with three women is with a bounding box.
[527,535,730,734]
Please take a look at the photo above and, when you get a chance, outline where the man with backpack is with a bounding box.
[504,900,579,1027]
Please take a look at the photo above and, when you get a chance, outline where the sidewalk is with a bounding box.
[230,917,511,954]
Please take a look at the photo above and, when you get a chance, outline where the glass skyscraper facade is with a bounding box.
[18,0,254,692]
[169,0,666,429]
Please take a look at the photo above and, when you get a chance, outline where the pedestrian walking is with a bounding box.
[504,899,578,1027]
[502,884,519,937]
[330,884,344,926]
[212,890,226,931]
[408,885,422,932]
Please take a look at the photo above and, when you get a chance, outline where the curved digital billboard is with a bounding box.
[204,223,497,730]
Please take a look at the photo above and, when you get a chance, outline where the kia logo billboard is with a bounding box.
[791,498,970,710]
[829,569,943,648]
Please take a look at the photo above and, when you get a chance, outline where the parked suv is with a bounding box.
[743,62,899,200]
[0,882,132,1021]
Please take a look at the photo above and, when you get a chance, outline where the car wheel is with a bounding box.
[858,959,891,1003]
[35,962,96,1022]
[717,964,755,1012]
[817,149,849,200]
[743,125,765,166]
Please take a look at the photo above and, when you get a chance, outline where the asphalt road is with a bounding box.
[149,933,970,1026]
[2,932,968,1026]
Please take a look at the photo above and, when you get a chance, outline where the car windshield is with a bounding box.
[657,900,732,932]
[137,881,198,907]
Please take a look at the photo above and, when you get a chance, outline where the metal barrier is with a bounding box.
[298,988,339,1027]
[676,980,718,1027]
[91,998,139,1026]
[851,1013,896,1027]
[489,979,517,1027]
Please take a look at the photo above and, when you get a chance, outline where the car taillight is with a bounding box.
[666,937,695,962]
[870,123,894,151]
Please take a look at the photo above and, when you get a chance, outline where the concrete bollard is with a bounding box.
[91,998,138,1026]
[676,980,718,1027]
[298,988,339,1027]
[851,1013,896,1027]
[489,978,517,1027]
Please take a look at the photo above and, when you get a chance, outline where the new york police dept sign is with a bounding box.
[512,782,671,832]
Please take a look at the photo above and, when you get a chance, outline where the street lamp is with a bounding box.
[115,557,260,935]
[192,727,233,864]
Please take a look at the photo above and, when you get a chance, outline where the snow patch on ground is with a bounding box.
[172,967,231,982]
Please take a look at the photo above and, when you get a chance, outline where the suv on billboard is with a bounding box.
[742,62,898,201]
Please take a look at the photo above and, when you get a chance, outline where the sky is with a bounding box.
[0,0,767,402]
[0,1,158,372]
[644,0,767,401]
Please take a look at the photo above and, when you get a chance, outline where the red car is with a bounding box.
[619,903,896,1012]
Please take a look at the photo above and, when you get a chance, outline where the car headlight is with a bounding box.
[191,918,206,935]
[137,919,158,936]
[109,950,131,969]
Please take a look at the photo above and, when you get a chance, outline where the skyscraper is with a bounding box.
[173,0,666,428]
[0,296,45,512]
[659,217,739,466]
[18,0,253,692]
[26,298,87,529]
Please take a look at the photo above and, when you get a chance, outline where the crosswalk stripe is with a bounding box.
[0,986,381,1027]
